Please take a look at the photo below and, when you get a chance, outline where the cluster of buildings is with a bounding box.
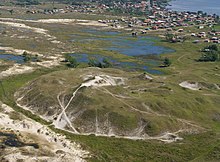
[24,0,220,44]
[26,8,66,14]
[191,31,220,43]
[64,1,156,14]
[25,0,160,15]
[142,9,217,29]
[98,9,218,30]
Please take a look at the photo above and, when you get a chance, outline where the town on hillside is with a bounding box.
[8,0,219,43]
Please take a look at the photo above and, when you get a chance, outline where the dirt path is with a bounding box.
[50,74,204,143]
[14,72,205,143]
[100,87,204,132]
[0,102,89,162]
[54,75,124,134]
[55,91,80,133]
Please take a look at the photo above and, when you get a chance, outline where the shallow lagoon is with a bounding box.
[71,29,174,74]
[0,53,25,64]
[74,29,174,56]
[69,53,163,74]
[0,50,38,64]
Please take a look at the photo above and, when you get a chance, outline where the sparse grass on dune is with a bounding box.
[53,128,220,162]
[2,66,218,161]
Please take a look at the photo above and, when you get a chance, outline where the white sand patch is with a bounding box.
[0,19,59,41]
[0,46,43,56]
[0,18,107,26]
[76,21,108,27]
[36,19,77,24]
[179,81,201,90]
[31,60,59,68]
[0,64,34,79]
[214,84,220,90]
[82,75,125,87]
[0,21,48,35]
[51,40,62,44]
[53,75,125,133]
[31,56,63,68]
[17,35,30,39]
[35,19,108,27]
[0,102,89,162]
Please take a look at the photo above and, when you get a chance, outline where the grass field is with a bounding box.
[0,10,220,161]
[0,69,220,162]
[0,42,219,162]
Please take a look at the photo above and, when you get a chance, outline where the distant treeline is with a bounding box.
[13,0,41,5]
[12,0,171,6]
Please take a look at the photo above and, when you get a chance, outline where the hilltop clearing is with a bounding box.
[15,68,218,142]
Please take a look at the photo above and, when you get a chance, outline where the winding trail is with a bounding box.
[100,87,204,131]
[17,74,205,143]
[54,75,124,134]
[55,92,79,133]
[177,54,189,62]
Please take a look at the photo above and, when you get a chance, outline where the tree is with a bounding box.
[199,44,220,62]
[214,15,220,23]
[65,55,79,68]
[34,54,41,62]
[88,58,112,68]
[9,9,14,15]
[207,44,218,51]
[165,33,176,43]
[163,57,171,67]
[88,58,97,67]
[22,51,31,62]
[102,58,112,68]
[199,51,219,62]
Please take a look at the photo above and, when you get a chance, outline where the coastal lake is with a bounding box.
[168,0,220,15]
[71,29,174,74]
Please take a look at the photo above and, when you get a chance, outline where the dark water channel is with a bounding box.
[0,131,39,149]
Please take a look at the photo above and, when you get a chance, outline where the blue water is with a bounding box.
[78,29,174,56]
[69,53,163,75]
[107,37,174,56]
[0,54,25,64]
[168,0,220,15]
[71,29,174,74]
[85,29,120,36]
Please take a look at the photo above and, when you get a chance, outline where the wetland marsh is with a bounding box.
[70,28,174,74]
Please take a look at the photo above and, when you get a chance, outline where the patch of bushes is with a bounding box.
[199,44,220,62]
[88,58,112,68]
[64,55,79,68]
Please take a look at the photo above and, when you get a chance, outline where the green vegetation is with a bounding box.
[61,131,220,162]
[65,55,79,68]
[88,58,112,68]
[199,44,220,62]
[0,67,67,125]
[22,51,31,62]
[14,0,40,6]
[22,51,40,62]
[0,65,220,161]
[163,57,171,67]
[165,33,175,43]
[0,7,219,161]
